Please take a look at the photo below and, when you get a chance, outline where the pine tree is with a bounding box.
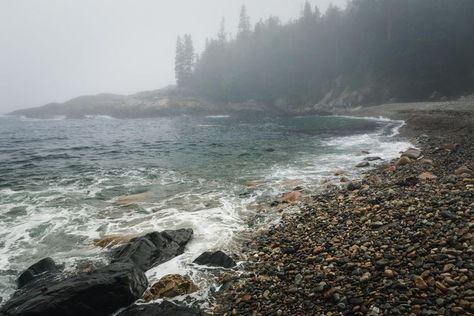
[182,34,195,87]
[217,18,227,44]
[175,36,185,87]
[238,5,251,38]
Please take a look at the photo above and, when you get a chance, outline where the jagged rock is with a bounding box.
[0,263,147,316]
[17,257,60,289]
[401,148,422,159]
[355,162,370,168]
[279,191,302,203]
[116,301,201,316]
[112,229,193,272]
[143,274,199,301]
[193,250,236,268]
[395,156,411,166]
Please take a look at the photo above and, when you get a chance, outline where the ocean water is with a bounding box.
[0,114,411,302]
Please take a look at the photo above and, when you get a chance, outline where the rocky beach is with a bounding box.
[214,102,474,315]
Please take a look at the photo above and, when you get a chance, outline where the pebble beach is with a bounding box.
[214,103,474,315]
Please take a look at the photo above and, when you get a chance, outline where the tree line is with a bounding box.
[176,0,474,107]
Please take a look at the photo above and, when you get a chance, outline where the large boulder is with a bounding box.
[17,257,60,289]
[0,262,147,316]
[116,301,201,316]
[193,251,236,268]
[143,274,199,301]
[112,229,193,272]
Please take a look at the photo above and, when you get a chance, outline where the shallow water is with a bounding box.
[0,114,411,301]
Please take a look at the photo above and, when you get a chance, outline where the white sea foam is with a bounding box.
[205,115,231,118]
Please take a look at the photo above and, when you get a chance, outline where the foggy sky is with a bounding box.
[0,0,346,113]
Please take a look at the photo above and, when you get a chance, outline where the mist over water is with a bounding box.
[0,115,410,301]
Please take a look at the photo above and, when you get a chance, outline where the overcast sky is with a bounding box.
[0,0,346,113]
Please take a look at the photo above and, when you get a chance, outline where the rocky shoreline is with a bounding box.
[213,105,473,315]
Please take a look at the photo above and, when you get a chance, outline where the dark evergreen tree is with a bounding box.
[190,0,474,105]
[174,36,185,87]
[238,5,251,38]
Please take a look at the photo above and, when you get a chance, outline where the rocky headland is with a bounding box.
[213,103,474,315]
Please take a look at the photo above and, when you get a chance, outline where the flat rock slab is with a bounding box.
[116,301,201,316]
[0,262,147,316]
[112,229,193,272]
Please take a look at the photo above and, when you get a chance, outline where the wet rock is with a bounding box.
[112,229,193,272]
[143,274,199,301]
[402,148,422,159]
[355,162,370,168]
[116,301,201,316]
[193,250,236,268]
[17,257,60,289]
[396,176,418,187]
[0,262,147,316]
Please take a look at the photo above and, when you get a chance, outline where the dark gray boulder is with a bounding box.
[0,262,147,316]
[193,251,236,268]
[116,301,201,316]
[112,229,194,272]
[17,257,60,289]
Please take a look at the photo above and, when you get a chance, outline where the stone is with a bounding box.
[143,274,199,301]
[360,272,371,282]
[414,276,428,289]
[193,250,236,268]
[420,159,434,165]
[395,156,411,166]
[401,148,422,159]
[17,257,60,289]
[280,191,302,203]
[418,172,437,180]
[0,263,147,316]
[356,162,370,168]
[384,269,395,278]
[116,301,201,316]
[112,229,193,272]
[347,181,362,191]
[443,143,460,152]
[455,166,471,175]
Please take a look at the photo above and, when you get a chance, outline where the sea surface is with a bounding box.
[0,114,411,302]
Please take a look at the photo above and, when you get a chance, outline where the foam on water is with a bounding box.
[0,115,411,304]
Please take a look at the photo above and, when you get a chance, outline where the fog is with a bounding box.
[0,0,346,113]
